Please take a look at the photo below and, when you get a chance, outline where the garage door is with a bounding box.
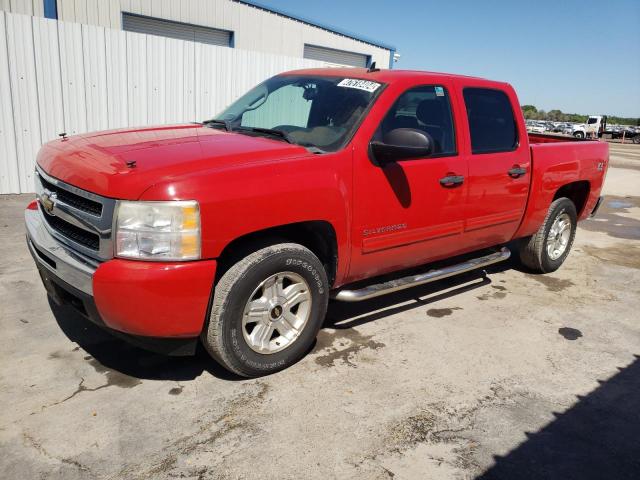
[122,12,233,47]
[303,44,370,68]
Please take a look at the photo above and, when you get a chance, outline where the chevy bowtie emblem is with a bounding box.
[40,191,57,215]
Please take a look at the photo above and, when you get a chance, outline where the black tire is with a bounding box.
[518,197,577,273]
[201,243,329,377]
[573,131,585,139]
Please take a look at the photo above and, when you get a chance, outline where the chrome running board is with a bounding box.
[332,247,511,302]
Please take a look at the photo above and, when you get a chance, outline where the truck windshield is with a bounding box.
[210,75,383,152]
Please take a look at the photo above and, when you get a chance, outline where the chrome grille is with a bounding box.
[38,174,103,216]
[35,166,116,261]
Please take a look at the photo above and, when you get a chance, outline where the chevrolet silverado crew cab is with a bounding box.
[26,68,608,377]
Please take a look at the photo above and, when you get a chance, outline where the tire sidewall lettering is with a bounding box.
[286,257,324,294]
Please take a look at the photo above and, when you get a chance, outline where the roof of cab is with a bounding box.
[281,67,510,88]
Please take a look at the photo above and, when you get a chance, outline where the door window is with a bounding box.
[376,85,456,156]
[463,88,517,154]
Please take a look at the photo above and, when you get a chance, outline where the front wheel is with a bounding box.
[518,197,577,273]
[573,131,585,139]
[201,243,329,377]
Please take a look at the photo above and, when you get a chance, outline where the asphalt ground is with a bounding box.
[1,142,639,479]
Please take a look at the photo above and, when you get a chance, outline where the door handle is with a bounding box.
[439,175,464,188]
[508,166,527,178]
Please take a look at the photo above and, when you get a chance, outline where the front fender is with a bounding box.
[139,150,353,284]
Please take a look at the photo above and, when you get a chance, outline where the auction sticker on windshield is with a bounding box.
[337,78,381,93]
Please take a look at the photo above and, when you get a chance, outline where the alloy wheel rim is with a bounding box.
[547,212,572,261]
[242,272,312,354]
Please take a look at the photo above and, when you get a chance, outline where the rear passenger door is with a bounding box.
[458,86,530,248]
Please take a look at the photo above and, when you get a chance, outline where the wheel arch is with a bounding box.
[553,180,591,217]
[215,221,339,287]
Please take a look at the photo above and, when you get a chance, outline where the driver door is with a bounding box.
[348,83,470,281]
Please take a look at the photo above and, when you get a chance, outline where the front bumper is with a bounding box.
[25,206,217,355]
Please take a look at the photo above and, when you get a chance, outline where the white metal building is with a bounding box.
[0,1,397,194]
[1,0,396,67]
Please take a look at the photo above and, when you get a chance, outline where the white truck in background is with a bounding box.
[572,115,607,139]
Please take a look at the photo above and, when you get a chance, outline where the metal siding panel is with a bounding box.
[56,0,73,22]
[0,11,19,193]
[84,0,99,25]
[194,41,212,120]
[96,0,110,27]
[162,36,194,123]
[128,0,142,15]
[108,0,120,28]
[126,30,147,126]
[6,12,41,193]
[82,23,109,131]
[58,20,86,135]
[138,0,152,16]
[73,0,87,24]
[32,15,64,144]
[8,0,32,15]
[145,33,166,124]
[32,0,44,17]
[104,27,127,127]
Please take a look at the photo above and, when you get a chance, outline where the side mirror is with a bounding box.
[369,128,433,166]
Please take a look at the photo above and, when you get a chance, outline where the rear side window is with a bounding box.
[463,88,517,154]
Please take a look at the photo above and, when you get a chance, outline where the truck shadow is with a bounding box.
[325,270,491,330]
[325,246,522,330]
[49,298,242,381]
[48,251,522,382]
[475,355,640,480]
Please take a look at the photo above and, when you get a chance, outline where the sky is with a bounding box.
[262,0,640,118]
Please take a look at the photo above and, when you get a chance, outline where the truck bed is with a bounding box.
[514,135,609,240]
[528,133,594,144]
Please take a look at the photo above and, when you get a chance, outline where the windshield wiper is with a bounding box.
[235,126,294,144]
[202,119,233,132]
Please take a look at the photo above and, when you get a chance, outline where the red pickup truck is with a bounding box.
[26,68,608,377]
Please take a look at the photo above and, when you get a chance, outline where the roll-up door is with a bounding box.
[303,44,370,67]
[122,12,233,47]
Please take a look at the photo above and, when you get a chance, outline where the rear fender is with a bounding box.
[514,141,608,239]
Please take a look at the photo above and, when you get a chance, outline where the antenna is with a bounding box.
[367,62,379,73]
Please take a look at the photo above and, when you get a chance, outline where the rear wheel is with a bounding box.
[201,243,328,377]
[573,131,585,139]
[519,197,577,273]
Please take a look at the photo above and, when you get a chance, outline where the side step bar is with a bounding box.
[332,247,511,302]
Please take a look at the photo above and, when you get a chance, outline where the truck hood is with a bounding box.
[36,124,309,199]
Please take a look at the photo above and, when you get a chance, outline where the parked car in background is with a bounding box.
[527,121,547,133]
[26,68,609,376]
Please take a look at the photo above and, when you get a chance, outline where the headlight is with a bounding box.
[115,201,201,261]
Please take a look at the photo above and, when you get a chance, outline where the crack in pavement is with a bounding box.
[23,431,91,473]
[32,377,111,415]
